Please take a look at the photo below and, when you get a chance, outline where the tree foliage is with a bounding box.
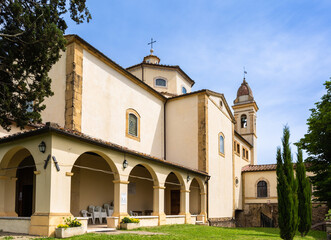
[296,147,311,237]
[276,126,298,240]
[0,0,91,131]
[297,80,331,208]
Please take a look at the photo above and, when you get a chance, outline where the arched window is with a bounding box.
[126,109,140,141]
[129,114,137,136]
[182,87,187,94]
[257,181,268,198]
[241,114,247,128]
[155,78,167,87]
[219,133,225,156]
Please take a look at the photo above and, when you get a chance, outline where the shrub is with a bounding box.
[121,217,140,223]
[57,224,69,229]
[64,217,82,227]
[325,209,331,221]
[57,217,82,229]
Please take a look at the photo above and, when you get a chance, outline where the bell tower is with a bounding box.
[232,78,258,165]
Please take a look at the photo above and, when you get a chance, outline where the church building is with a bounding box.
[0,35,326,236]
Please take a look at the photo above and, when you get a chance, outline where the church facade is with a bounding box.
[0,35,325,236]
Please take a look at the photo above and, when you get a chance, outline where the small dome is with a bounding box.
[234,78,254,104]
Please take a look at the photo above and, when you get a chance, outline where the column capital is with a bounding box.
[180,189,190,193]
[112,180,129,184]
[153,186,165,189]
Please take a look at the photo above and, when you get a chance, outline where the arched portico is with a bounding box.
[70,152,118,220]
[189,178,201,215]
[164,172,185,215]
[128,164,158,216]
[0,147,36,217]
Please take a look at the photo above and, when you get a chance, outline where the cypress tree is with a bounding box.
[296,147,312,237]
[276,126,298,240]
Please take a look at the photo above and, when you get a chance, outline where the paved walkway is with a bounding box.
[0,228,166,239]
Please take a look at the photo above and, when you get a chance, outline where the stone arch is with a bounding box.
[0,147,36,217]
[164,171,185,215]
[70,151,119,219]
[127,163,157,216]
[189,178,202,215]
[164,171,185,189]
[0,146,34,169]
[70,150,120,180]
[129,162,159,186]
[255,177,270,198]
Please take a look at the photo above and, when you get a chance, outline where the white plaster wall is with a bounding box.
[81,50,164,158]
[127,66,192,96]
[127,67,142,81]
[0,218,30,234]
[165,215,185,224]
[135,216,158,227]
[233,137,251,210]
[209,95,231,119]
[176,72,191,94]
[143,67,177,94]
[244,171,277,204]
[165,95,198,169]
[207,97,233,218]
[42,51,66,127]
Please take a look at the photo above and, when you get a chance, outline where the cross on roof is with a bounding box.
[148,38,156,50]
[243,67,247,79]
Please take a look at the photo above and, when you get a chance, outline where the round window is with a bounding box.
[235,177,239,186]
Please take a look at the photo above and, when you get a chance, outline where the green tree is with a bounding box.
[0,0,91,131]
[276,126,298,240]
[296,147,312,237]
[297,80,331,208]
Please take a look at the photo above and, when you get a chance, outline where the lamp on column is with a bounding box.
[187,175,191,182]
[123,159,128,169]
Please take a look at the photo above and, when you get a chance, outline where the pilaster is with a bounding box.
[112,180,129,223]
[179,189,191,224]
[153,185,166,225]
[65,41,83,131]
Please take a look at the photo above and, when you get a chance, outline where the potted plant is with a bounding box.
[326,210,331,240]
[55,217,85,238]
[120,217,140,230]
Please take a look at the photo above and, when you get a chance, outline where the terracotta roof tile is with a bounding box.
[242,163,303,172]
[0,123,209,176]
[242,164,277,172]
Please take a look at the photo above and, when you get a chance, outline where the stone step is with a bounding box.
[196,221,209,226]
[87,228,116,233]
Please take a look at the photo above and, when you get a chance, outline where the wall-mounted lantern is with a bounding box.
[38,141,46,153]
[123,159,128,169]
[187,175,191,182]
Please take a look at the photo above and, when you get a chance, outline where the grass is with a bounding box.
[35,225,326,240]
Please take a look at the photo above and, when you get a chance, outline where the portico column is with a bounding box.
[112,180,129,219]
[179,189,191,224]
[153,185,166,225]
[199,192,208,223]
[0,176,17,216]
[30,163,72,237]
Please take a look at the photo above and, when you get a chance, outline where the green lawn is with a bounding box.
[37,225,326,240]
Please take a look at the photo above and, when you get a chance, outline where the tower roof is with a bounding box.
[234,78,254,104]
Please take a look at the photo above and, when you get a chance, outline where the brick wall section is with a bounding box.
[65,41,83,131]
[198,93,208,172]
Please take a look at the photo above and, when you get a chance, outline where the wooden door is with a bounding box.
[171,190,180,215]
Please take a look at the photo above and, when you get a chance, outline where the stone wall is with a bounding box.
[208,217,235,227]
[235,203,328,228]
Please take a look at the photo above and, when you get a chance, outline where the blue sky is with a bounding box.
[65,0,331,164]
